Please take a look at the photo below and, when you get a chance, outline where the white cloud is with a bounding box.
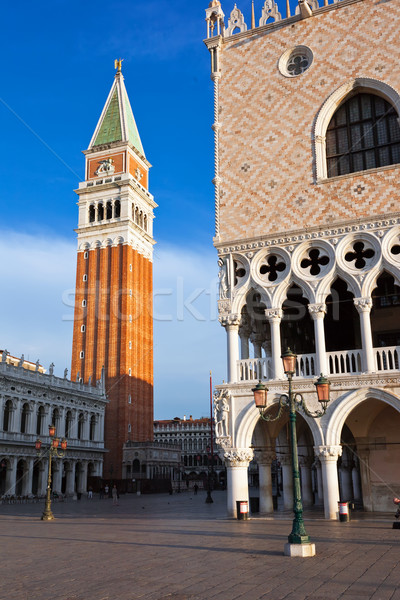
[0,231,226,419]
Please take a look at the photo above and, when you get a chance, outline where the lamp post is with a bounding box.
[252,348,331,557]
[206,372,214,504]
[36,424,67,521]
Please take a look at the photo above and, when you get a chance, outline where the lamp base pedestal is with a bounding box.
[284,542,316,557]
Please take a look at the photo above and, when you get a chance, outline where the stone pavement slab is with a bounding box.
[0,491,399,600]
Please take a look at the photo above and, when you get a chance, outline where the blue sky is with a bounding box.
[0,0,288,419]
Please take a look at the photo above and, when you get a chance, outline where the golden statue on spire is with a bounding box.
[114,58,124,73]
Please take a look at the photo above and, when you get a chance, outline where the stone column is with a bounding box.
[65,462,76,496]
[220,315,240,384]
[26,404,35,434]
[256,450,275,513]
[6,458,17,496]
[224,448,253,518]
[13,399,22,434]
[239,317,251,360]
[299,456,314,507]
[354,297,375,373]
[79,462,88,494]
[315,445,342,520]
[308,304,328,375]
[52,460,63,494]
[23,457,35,496]
[99,413,105,444]
[313,459,323,505]
[57,408,66,438]
[38,460,47,496]
[83,413,90,441]
[265,309,284,380]
[280,455,293,510]
[250,333,263,359]
[43,405,51,435]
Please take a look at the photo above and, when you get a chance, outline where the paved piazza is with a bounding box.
[1,491,400,600]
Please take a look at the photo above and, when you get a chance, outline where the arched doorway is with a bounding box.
[339,396,400,512]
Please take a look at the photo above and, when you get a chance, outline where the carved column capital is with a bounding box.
[224,448,254,467]
[308,303,327,320]
[265,308,282,322]
[255,450,276,465]
[299,455,314,468]
[219,313,240,328]
[277,454,291,467]
[314,445,342,461]
[353,297,372,313]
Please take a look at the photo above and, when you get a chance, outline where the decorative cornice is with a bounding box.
[215,215,400,255]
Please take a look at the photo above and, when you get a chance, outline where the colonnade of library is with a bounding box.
[0,455,103,498]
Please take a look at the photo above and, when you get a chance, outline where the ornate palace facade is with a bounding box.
[205,0,400,518]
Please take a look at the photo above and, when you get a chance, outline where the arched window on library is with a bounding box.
[326,93,400,178]
[3,400,12,432]
[36,406,45,436]
[89,415,96,441]
[65,410,73,438]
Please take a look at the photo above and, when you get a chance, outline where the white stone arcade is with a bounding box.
[214,222,400,520]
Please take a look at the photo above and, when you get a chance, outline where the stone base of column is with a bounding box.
[284,542,316,557]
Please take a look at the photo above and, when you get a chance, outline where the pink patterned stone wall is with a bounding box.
[217,0,400,244]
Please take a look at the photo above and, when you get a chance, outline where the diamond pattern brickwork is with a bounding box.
[217,0,400,243]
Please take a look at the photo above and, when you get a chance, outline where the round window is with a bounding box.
[278,46,313,78]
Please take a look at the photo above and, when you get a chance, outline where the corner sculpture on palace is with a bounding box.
[213,388,231,449]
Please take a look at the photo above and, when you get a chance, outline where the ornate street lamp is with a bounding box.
[252,348,331,557]
[36,424,67,521]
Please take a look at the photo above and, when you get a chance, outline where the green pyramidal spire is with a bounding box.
[89,70,145,157]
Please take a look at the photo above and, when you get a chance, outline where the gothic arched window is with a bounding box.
[326,93,400,177]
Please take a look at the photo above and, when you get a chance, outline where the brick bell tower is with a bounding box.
[71,61,156,480]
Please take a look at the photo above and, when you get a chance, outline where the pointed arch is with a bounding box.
[364,264,400,298]
[326,387,400,447]
[234,394,324,450]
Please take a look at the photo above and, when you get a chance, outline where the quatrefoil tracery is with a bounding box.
[345,241,375,269]
[259,255,286,282]
[300,248,330,276]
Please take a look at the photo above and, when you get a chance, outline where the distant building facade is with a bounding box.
[154,416,225,485]
[0,351,107,498]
